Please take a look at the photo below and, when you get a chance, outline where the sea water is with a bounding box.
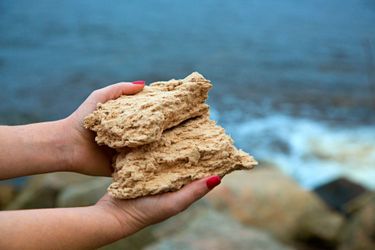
[216,112,375,190]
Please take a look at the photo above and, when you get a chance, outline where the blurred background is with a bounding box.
[0,0,374,249]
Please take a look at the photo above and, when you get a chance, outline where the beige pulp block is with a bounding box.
[108,116,256,199]
[84,72,212,148]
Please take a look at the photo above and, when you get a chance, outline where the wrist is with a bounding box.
[47,119,71,172]
[86,204,128,245]
[95,195,144,237]
[56,116,86,173]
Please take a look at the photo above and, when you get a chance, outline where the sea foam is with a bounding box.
[217,112,375,190]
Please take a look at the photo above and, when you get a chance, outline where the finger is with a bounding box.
[79,81,145,115]
[94,81,145,104]
[164,175,221,214]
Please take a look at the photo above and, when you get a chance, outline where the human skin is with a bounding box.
[0,81,221,249]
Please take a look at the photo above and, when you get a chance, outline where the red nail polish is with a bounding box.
[132,80,145,85]
[206,176,221,190]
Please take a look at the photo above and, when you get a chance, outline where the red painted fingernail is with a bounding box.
[206,176,221,190]
[132,80,145,85]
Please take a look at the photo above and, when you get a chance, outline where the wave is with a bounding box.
[214,112,375,190]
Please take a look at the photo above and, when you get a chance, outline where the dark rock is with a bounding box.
[314,178,367,215]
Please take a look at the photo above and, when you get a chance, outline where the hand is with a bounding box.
[0,176,221,250]
[95,176,221,237]
[62,81,145,176]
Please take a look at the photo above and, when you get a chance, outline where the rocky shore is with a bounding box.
[1,161,374,250]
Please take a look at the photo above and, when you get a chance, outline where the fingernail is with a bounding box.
[132,80,145,85]
[206,176,221,190]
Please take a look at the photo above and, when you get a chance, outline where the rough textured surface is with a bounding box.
[84,72,212,148]
[84,72,256,199]
[108,115,256,199]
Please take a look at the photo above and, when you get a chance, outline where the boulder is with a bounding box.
[5,172,96,210]
[206,165,344,246]
[0,185,16,209]
[100,200,211,250]
[101,199,292,250]
[99,226,157,250]
[145,207,293,250]
[101,199,291,250]
[57,177,111,207]
[314,177,367,215]
[339,193,375,250]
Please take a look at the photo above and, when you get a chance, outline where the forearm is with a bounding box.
[0,120,71,179]
[0,206,126,250]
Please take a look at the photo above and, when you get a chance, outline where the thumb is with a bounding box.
[80,81,145,115]
[92,81,145,104]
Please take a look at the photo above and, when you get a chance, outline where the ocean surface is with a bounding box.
[1,0,374,189]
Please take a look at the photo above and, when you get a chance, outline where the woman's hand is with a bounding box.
[95,176,221,237]
[0,176,221,250]
[0,81,144,180]
[63,81,145,176]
